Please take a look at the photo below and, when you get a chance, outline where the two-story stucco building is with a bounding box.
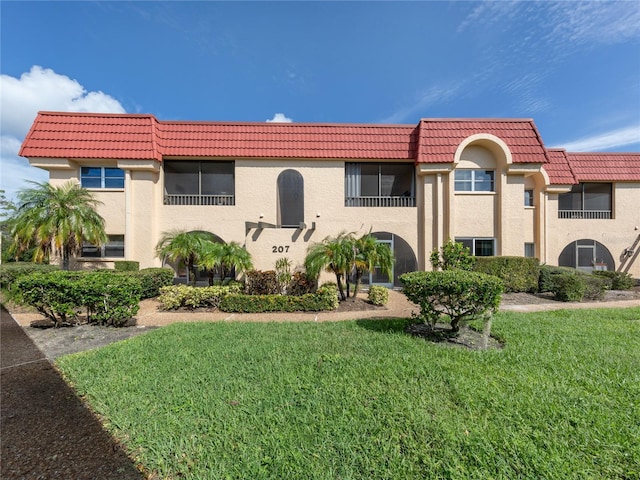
[19,112,640,285]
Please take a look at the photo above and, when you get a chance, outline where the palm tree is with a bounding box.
[350,233,394,298]
[8,181,106,270]
[219,241,253,281]
[199,240,224,285]
[199,240,253,285]
[304,232,355,301]
[155,230,213,286]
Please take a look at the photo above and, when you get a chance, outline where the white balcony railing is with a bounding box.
[164,194,235,206]
[558,210,611,219]
[345,196,415,207]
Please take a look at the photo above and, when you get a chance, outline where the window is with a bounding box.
[164,161,235,205]
[455,238,495,256]
[278,170,304,228]
[525,189,534,207]
[81,167,124,189]
[455,170,495,192]
[558,183,612,219]
[524,243,535,258]
[82,235,124,258]
[345,163,415,207]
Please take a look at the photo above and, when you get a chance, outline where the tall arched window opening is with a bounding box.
[278,170,304,228]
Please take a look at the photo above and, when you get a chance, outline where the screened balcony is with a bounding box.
[558,183,612,219]
[345,163,415,207]
[164,161,235,206]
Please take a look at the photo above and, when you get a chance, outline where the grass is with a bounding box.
[57,307,640,479]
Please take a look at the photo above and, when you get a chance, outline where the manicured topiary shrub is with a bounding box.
[473,256,540,293]
[158,284,242,310]
[551,273,586,302]
[81,271,141,327]
[593,270,635,290]
[430,239,475,271]
[368,285,388,306]
[400,270,503,332]
[114,260,139,272]
[220,284,338,313]
[538,265,579,293]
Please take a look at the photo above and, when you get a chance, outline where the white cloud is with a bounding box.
[378,82,464,124]
[552,125,640,152]
[0,66,126,200]
[266,113,293,123]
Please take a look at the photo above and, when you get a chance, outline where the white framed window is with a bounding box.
[524,189,534,207]
[81,167,124,189]
[455,237,495,256]
[82,235,125,258]
[454,170,495,192]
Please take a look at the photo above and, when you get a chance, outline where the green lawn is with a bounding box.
[57,307,640,480]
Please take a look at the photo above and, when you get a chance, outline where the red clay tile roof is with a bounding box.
[19,112,416,162]
[416,118,549,164]
[544,149,577,184]
[19,112,640,184]
[565,152,640,182]
[19,112,161,161]
[156,121,417,160]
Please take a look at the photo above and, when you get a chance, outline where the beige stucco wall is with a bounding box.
[27,148,640,280]
[546,182,640,276]
[154,159,419,279]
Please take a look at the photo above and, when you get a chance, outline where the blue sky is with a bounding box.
[1,1,639,200]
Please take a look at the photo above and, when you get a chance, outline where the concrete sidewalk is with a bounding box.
[1,305,143,480]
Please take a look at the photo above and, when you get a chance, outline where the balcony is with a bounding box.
[345,196,415,207]
[558,210,611,219]
[164,194,235,206]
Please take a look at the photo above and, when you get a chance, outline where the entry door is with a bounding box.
[576,244,595,272]
[370,239,393,288]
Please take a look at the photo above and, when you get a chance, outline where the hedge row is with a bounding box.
[0,262,59,291]
[15,270,141,327]
[158,284,243,310]
[473,256,540,293]
[220,284,339,313]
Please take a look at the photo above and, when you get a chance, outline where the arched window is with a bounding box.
[278,170,304,228]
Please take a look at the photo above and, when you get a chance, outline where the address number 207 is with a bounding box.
[272,245,290,253]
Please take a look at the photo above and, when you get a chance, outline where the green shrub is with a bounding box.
[14,270,142,327]
[15,271,84,326]
[430,239,475,271]
[551,273,586,302]
[0,262,59,291]
[538,265,579,293]
[368,285,388,306]
[288,271,316,296]
[474,256,540,293]
[220,284,339,313]
[400,270,502,332]
[245,270,279,295]
[158,284,242,310]
[81,271,141,327]
[114,260,139,272]
[127,268,175,299]
[593,270,635,290]
[582,275,608,301]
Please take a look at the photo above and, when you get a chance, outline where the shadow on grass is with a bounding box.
[355,317,413,334]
